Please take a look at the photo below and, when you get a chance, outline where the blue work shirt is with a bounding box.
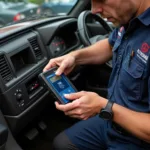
[108,7,150,113]
[64,8,150,150]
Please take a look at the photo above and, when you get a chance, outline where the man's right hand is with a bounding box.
[43,54,76,75]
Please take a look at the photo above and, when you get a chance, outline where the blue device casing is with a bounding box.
[39,68,77,104]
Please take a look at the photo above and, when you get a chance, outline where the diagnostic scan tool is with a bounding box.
[39,67,77,104]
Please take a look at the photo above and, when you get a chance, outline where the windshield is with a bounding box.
[0,0,78,28]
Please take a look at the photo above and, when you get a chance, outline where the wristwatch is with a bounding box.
[99,101,114,120]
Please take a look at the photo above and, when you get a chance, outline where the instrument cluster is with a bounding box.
[49,36,66,56]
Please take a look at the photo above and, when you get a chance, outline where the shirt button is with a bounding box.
[118,55,122,61]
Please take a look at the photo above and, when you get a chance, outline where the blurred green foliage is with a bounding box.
[29,0,44,5]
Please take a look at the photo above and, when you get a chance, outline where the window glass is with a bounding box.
[0,0,78,28]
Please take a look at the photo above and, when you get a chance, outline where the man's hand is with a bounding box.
[43,54,76,75]
[55,91,108,120]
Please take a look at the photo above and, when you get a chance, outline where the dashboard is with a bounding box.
[0,17,81,134]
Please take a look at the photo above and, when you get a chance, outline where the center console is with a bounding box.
[0,31,49,134]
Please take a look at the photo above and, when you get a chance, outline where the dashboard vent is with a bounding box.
[0,54,13,82]
[29,37,42,60]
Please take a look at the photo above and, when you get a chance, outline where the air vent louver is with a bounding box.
[29,36,42,60]
[0,55,13,82]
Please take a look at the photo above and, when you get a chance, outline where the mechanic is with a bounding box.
[43,0,150,149]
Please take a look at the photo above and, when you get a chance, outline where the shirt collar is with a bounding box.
[137,7,150,26]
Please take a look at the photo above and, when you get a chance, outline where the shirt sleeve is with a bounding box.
[108,28,119,47]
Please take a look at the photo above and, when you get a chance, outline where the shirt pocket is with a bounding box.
[119,59,144,101]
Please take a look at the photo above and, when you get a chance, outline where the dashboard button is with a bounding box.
[16,93,23,101]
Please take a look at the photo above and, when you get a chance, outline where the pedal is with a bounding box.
[38,121,47,131]
[25,128,39,140]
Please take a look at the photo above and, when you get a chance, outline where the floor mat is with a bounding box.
[16,104,78,150]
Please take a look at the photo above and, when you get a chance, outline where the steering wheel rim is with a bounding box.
[78,11,113,46]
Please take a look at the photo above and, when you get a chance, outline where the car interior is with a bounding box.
[0,0,114,149]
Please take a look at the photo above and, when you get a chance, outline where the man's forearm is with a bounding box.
[112,103,150,143]
[70,39,112,65]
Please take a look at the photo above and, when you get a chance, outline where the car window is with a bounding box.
[0,0,78,28]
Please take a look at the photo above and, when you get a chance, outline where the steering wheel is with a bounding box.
[77,11,113,47]
[77,11,113,68]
